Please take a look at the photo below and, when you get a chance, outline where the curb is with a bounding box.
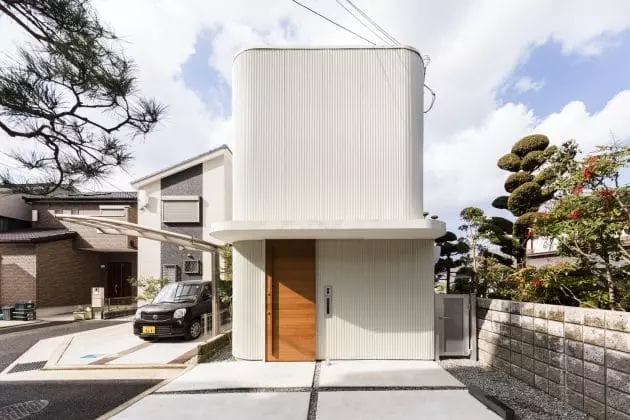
[95,363,197,419]
[41,363,189,371]
[468,385,515,420]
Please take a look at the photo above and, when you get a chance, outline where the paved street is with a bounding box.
[0,320,127,372]
[0,321,158,419]
[0,380,159,419]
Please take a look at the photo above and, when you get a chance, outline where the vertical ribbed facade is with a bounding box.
[232,47,424,222]
[232,240,265,360]
[316,239,435,360]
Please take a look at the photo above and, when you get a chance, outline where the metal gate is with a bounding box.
[435,294,476,358]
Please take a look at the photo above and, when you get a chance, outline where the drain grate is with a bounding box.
[8,361,47,374]
[0,400,49,420]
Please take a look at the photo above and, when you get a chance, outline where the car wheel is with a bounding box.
[187,319,202,340]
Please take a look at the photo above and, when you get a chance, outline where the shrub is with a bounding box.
[492,196,509,209]
[127,276,169,302]
[513,212,538,238]
[511,134,550,157]
[521,150,546,171]
[497,153,521,172]
[490,216,513,233]
[504,171,534,193]
[534,167,556,185]
[508,182,542,216]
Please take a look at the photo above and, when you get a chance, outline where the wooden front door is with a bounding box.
[266,240,316,361]
[107,262,132,298]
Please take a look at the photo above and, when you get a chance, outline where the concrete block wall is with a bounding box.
[477,298,630,420]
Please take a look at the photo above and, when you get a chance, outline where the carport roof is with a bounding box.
[0,229,76,243]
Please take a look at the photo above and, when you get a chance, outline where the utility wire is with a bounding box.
[345,0,399,44]
[335,0,390,45]
[290,0,375,45]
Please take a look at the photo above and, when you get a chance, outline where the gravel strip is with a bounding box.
[206,341,236,362]
[439,359,590,420]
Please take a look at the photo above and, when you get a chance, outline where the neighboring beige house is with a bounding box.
[0,191,137,315]
[527,235,630,268]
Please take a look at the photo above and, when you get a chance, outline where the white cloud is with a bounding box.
[513,76,545,94]
[1,0,630,215]
[424,90,630,225]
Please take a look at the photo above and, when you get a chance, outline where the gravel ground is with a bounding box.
[207,340,236,362]
[439,358,590,420]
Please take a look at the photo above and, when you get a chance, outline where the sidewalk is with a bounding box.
[0,320,39,329]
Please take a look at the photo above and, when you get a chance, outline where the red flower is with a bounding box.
[567,209,580,219]
[571,184,583,195]
[533,279,542,288]
[583,169,594,180]
[526,228,534,238]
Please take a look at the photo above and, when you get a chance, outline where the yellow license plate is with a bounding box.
[142,326,156,334]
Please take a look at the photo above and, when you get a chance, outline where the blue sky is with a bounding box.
[498,30,630,120]
[181,30,232,118]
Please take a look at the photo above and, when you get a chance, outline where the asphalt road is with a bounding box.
[0,380,159,419]
[0,320,127,372]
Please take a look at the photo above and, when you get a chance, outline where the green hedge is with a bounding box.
[497,153,521,172]
[492,196,509,209]
[520,150,546,171]
[504,171,534,193]
[511,134,549,157]
[508,181,542,216]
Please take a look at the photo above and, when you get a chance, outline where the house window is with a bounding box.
[183,259,201,275]
[71,208,79,215]
[161,196,200,223]
[162,264,181,282]
[99,205,127,217]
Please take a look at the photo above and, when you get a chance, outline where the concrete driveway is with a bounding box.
[1,322,212,381]
[113,361,501,419]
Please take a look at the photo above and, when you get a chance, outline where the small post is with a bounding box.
[204,313,209,336]
[212,248,221,337]
[470,292,478,361]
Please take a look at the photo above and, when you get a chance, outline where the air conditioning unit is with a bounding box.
[183,259,201,275]
[31,210,38,222]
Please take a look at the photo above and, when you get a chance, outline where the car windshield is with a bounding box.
[153,283,201,304]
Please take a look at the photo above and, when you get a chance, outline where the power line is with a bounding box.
[345,0,399,45]
[335,0,390,45]
[289,0,376,45]
[339,1,436,113]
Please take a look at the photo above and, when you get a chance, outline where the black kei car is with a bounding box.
[134,280,212,340]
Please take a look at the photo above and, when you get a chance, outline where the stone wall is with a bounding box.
[476,298,630,420]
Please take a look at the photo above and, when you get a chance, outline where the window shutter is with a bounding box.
[162,196,200,223]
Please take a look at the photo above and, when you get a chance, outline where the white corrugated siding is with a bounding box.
[232,240,265,360]
[316,239,434,359]
[233,47,424,222]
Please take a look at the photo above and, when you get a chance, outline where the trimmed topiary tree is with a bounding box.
[435,231,469,293]
[490,134,558,267]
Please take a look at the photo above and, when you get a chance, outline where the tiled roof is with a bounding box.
[24,191,137,202]
[0,229,77,244]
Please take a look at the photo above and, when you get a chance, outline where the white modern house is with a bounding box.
[209,46,445,361]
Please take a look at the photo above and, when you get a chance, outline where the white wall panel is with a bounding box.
[316,239,434,359]
[202,156,228,281]
[232,240,265,360]
[137,180,161,281]
[233,47,424,222]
